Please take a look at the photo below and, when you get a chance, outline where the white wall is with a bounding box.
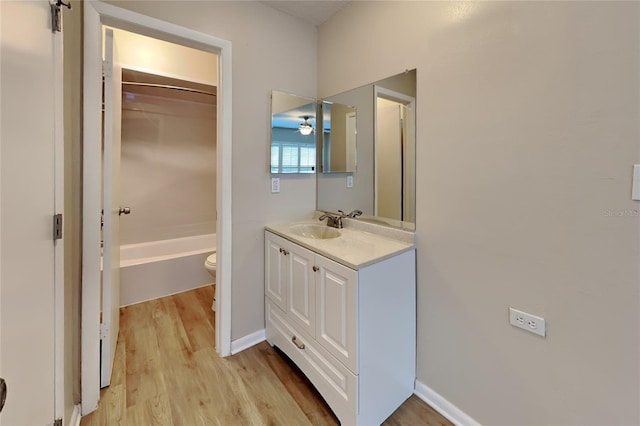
[320,2,639,425]
[106,0,317,339]
[111,27,218,86]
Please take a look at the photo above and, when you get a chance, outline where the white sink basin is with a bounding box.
[289,224,341,240]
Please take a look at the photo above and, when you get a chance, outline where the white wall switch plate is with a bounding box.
[271,177,280,193]
[509,307,546,337]
[347,175,353,188]
[632,164,640,200]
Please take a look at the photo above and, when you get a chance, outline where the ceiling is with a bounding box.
[261,0,351,27]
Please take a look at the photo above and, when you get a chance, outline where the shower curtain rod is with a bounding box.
[122,81,216,97]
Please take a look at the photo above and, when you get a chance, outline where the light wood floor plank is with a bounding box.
[173,288,216,353]
[81,286,452,426]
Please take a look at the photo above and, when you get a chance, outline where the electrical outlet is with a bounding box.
[509,307,546,337]
[271,177,280,193]
[347,175,353,188]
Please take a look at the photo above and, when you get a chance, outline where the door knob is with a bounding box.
[118,207,131,216]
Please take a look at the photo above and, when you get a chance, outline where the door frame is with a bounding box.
[81,1,233,414]
[53,6,65,422]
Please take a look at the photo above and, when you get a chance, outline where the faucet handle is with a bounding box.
[319,212,332,222]
[318,211,343,229]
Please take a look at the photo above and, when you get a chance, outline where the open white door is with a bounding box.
[0,0,58,423]
[374,86,416,222]
[101,28,122,388]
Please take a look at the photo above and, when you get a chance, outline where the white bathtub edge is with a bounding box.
[120,247,215,268]
[230,329,266,355]
[120,251,214,307]
[120,282,213,308]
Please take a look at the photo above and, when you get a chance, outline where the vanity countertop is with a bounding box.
[265,221,415,270]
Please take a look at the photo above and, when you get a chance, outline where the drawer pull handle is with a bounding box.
[312,266,319,272]
[292,335,305,350]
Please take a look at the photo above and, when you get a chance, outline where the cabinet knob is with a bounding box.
[282,249,289,256]
[292,335,305,350]
[312,266,319,272]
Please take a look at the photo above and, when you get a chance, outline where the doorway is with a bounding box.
[82,2,233,415]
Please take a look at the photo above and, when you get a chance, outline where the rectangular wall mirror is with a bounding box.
[270,90,317,174]
[317,69,417,230]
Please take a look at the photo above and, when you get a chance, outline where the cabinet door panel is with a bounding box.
[316,255,357,373]
[287,245,316,337]
[265,233,287,311]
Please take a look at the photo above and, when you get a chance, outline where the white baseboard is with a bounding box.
[69,404,82,426]
[414,380,480,426]
[230,328,266,355]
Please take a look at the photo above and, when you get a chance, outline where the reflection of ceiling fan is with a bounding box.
[299,116,314,136]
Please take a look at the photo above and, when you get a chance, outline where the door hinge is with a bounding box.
[100,323,108,340]
[102,60,112,79]
[53,418,62,426]
[50,0,71,33]
[53,213,63,240]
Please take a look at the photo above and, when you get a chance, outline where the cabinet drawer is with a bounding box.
[265,299,358,420]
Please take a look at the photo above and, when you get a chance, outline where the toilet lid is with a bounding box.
[206,252,217,267]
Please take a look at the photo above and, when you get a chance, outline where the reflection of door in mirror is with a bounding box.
[321,101,357,173]
[374,87,415,223]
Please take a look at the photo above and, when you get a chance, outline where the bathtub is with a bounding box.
[119,233,216,306]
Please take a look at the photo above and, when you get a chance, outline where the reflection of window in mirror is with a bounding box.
[270,91,317,174]
[271,140,315,173]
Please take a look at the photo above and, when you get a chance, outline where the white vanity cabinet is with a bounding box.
[264,230,416,426]
[266,234,318,338]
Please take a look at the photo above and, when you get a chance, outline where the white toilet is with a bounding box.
[205,252,217,279]
[205,252,217,311]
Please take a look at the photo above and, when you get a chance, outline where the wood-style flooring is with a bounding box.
[81,286,452,425]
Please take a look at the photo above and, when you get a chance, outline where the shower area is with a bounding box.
[114,33,219,306]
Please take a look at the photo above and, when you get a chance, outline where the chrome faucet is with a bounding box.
[344,209,363,218]
[319,209,363,228]
[319,212,345,229]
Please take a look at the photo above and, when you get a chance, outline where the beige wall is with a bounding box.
[63,0,83,422]
[111,27,218,86]
[106,0,317,339]
[120,87,217,245]
[319,2,639,425]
